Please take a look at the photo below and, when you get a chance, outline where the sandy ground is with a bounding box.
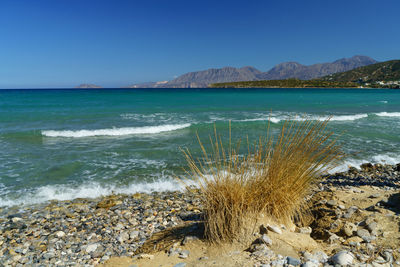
[99,185,399,267]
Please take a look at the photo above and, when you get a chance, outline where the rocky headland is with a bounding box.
[1,163,399,266]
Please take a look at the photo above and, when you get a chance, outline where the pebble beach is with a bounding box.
[1,163,399,266]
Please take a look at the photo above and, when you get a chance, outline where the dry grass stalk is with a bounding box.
[182,119,343,243]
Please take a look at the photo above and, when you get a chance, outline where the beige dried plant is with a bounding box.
[182,118,343,243]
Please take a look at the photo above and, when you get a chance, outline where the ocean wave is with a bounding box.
[262,114,368,124]
[293,114,368,122]
[374,112,400,117]
[0,179,195,207]
[230,113,369,124]
[238,117,281,123]
[327,114,369,121]
[42,123,191,137]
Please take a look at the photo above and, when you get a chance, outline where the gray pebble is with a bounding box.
[286,256,301,266]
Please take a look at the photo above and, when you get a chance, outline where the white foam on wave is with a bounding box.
[328,114,369,121]
[295,114,368,122]
[235,117,281,123]
[42,123,191,138]
[375,112,400,117]
[0,179,196,208]
[231,113,368,125]
[261,114,368,124]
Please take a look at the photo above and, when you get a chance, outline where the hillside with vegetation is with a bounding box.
[209,79,358,88]
[210,60,400,89]
[320,60,400,88]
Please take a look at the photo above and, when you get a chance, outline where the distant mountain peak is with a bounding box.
[260,55,377,81]
[127,55,377,88]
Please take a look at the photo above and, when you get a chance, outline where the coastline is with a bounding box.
[1,162,399,266]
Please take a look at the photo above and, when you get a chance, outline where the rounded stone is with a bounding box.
[267,225,282,234]
[286,256,301,266]
[330,251,354,266]
[342,222,356,237]
[260,234,273,246]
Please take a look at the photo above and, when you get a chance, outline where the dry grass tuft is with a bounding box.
[182,119,343,243]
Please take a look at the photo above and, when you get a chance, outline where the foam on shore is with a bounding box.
[0,179,196,207]
[329,153,400,174]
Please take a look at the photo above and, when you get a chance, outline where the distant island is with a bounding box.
[210,60,400,89]
[75,84,103,89]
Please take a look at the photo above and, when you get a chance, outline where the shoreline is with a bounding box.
[1,162,399,266]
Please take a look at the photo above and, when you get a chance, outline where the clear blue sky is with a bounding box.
[0,0,399,88]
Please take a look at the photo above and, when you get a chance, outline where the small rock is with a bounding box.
[342,222,357,237]
[129,230,140,240]
[326,199,337,207]
[54,231,65,238]
[302,251,313,261]
[85,243,98,253]
[179,250,190,259]
[286,256,301,266]
[11,217,23,223]
[271,259,285,266]
[383,251,393,263]
[343,236,363,246]
[117,231,129,243]
[367,222,378,233]
[328,233,341,244]
[297,227,312,234]
[260,234,273,246]
[357,228,371,241]
[312,251,328,263]
[301,261,318,267]
[343,206,358,219]
[360,163,373,171]
[249,243,268,253]
[173,263,186,267]
[260,224,268,234]
[330,251,354,266]
[267,225,282,234]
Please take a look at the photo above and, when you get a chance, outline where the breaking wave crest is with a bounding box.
[252,114,369,124]
[42,123,191,137]
[375,112,400,117]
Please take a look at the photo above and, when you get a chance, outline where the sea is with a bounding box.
[1,88,400,208]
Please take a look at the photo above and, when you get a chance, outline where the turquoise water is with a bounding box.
[1,88,400,207]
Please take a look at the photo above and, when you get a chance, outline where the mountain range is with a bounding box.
[127,55,377,88]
